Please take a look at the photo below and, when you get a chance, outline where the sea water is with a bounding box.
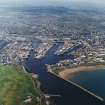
[70,69,105,100]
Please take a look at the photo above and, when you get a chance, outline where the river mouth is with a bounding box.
[24,42,104,105]
[69,69,105,101]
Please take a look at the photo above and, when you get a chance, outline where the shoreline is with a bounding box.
[59,65,105,80]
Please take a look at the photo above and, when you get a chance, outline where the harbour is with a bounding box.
[24,42,104,105]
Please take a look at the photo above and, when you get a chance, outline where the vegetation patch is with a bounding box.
[0,64,40,105]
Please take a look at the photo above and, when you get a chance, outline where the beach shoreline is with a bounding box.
[59,65,105,80]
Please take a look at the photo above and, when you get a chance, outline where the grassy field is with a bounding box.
[0,64,40,105]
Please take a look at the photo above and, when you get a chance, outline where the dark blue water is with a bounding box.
[24,42,104,105]
[70,69,105,101]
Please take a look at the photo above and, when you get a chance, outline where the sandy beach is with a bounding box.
[59,65,105,79]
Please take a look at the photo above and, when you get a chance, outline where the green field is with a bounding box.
[0,64,40,105]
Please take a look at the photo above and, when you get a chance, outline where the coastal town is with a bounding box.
[0,6,105,105]
[0,33,105,74]
[0,32,105,104]
[0,7,105,70]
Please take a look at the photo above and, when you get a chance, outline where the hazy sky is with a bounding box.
[0,0,105,6]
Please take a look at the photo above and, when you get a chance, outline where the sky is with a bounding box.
[0,0,105,6]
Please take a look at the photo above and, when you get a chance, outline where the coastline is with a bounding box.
[59,65,105,80]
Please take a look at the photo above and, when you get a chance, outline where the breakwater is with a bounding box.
[24,42,104,105]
